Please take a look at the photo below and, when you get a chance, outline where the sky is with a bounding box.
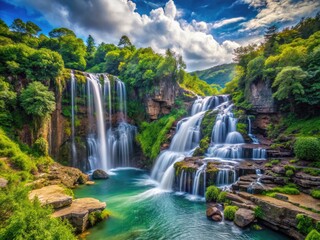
[0,0,319,71]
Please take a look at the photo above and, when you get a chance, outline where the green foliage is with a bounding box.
[217,191,227,203]
[311,190,320,199]
[136,109,186,161]
[254,206,263,218]
[270,159,280,165]
[205,186,220,202]
[0,77,16,128]
[33,137,49,156]
[264,185,300,195]
[0,185,75,240]
[294,137,320,161]
[224,206,239,221]
[20,81,56,119]
[296,214,314,235]
[306,229,320,240]
[285,169,294,177]
[303,168,320,176]
[88,210,109,227]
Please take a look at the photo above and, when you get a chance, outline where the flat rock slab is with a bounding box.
[0,177,8,188]
[29,185,72,209]
[234,208,255,227]
[53,198,106,233]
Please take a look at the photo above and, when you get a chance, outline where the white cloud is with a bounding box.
[212,17,246,29]
[13,0,240,71]
[241,0,320,31]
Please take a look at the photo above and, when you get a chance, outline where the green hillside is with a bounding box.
[192,63,236,88]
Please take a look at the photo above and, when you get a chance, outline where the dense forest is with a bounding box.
[1,12,320,240]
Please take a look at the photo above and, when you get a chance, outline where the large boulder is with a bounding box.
[92,169,109,179]
[29,185,72,209]
[52,198,106,233]
[234,208,255,228]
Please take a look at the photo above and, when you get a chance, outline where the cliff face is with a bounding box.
[145,78,178,120]
[249,79,276,114]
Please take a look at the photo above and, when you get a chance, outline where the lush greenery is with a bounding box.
[224,206,239,221]
[0,185,75,240]
[224,14,320,116]
[192,63,236,88]
[311,190,320,199]
[294,137,320,161]
[136,108,187,162]
[296,214,318,235]
[205,186,220,202]
[264,184,300,196]
[306,229,320,240]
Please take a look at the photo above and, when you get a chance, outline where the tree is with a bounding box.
[264,25,279,56]
[10,19,26,33]
[0,77,16,128]
[25,21,41,36]
[85,35,96,68]
[272,66,307,112]
[20,82,56,123]
[49,28,76,38]
[118,35,132,48]
[26,48,64,82]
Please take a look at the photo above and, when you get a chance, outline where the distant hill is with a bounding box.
[192,63,236,88]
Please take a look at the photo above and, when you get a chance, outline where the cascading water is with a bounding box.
[70,72,136,171]
[151,96,224,191]
[70,72,77,167]
[248,117,259,144]
[192,163,207,196]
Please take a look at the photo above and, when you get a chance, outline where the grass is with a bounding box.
[264,184,300,196]
[284,116,320,137]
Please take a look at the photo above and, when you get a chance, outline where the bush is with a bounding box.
[224,206,238,221]
[306,229,320,240]
[311,190,320,199]
[296,214,313,235]
[254,206,263,218]
[205,186,220,202]
[217,191,227,203]
[88,209,109,227]
[294,137,320,161]
[286,169,294,177]
[33,137,49,156]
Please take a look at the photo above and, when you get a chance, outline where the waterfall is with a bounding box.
[252,148,266,160]
[192,163,207,196]
[70,72,77,166]
[69,72,135,171]
[87,74,108,171]
[248,117,259,144]
[216,166,236,186]
[151,96,219,190]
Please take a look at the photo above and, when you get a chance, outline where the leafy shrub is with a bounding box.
[33,137,48,156]
[294,137,320,161]
[286,169,294,177]
[311,190,320,199]
[306,229,320,240]
[217,191,227,203]
[88,210,109,227]
[296,214,314,235]
[254,206,263,218]
[205,186,220,202]
[270,159,280,165]
[224,206,238,221]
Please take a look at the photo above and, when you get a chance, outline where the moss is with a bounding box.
[224,206,238,221]
[306,229,320,240]
[174,161,197,176]
[264,185,300,195]
[303,168,320,176]
[285,169,294,177]
[296,214,314,235]
[311,190,320,199]
[254,206,263,218]
[88,209,109,227]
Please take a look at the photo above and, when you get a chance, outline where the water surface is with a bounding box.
[75,169,289,240]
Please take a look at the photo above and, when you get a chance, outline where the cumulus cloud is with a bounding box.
[11,0,240,71]
[212,17,246,29]
[241,0,320,31]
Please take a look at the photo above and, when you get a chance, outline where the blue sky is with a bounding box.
[1,0,319,71]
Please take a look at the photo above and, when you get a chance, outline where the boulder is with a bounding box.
[0,177,8,188]
[29,185,72,209]
[212,215,223,222]
[234,208,255,228]
[52,198,106,233]
[92,169,109,179]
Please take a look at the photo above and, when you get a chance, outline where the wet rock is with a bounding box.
[52,198,106,233]
[29,185,72,209]
[234,208,255,228]
[274,194,288,201]
[212,215,223,222]
[86,181,95,185]
[272,166,285,174]
[0,177,8,188]
[92,169,109,179]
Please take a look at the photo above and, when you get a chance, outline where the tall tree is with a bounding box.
[85,35,96,68]
[118,35,133,48]
[10,19,26,33]
[26,21,41,36]
[49,28,76,38]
